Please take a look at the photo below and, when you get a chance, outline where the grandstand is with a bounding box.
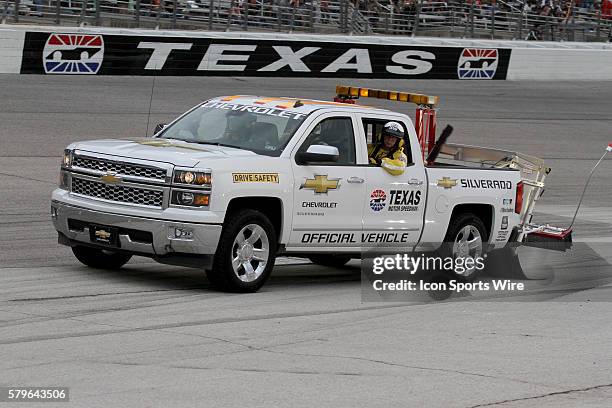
[2,0,611,41]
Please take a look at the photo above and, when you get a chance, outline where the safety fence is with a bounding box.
[1,0,611,41]
[367,1,612,41]
[0,0,373,34]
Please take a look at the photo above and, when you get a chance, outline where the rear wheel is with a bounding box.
[440,213,488,282]
[71,245,132,269]
[308,255,352,268]
[207,209,277,293]
[485,247,527,279]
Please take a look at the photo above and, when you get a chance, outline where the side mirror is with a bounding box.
[153,123,167,135]
[296,144,339,165]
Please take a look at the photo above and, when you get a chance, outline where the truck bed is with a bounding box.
[431,142,549,228]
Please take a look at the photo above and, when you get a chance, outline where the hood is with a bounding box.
[72,138,258,167]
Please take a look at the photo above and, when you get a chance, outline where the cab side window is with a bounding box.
[362,118,413,165]
[298,117,356,165]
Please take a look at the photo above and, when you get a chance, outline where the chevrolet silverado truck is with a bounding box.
[51,86,564,292]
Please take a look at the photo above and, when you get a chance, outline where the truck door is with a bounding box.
[359,115,427,250]
[288,113,366,251]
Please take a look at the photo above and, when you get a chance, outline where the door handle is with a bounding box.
[347,176,364,184]
[407,178,424,186]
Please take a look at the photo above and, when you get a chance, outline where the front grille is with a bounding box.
[72,155,167,181]
[71,177,164,208]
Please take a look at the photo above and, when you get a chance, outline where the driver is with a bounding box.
[223,111,257,143]
[367,121,408,176]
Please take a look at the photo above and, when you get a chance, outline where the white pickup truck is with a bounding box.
[51,86,563,292]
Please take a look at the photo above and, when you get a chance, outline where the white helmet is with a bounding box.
[383,121,405,139]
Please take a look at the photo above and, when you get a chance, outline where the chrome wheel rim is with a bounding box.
[452,225,483,277]
[231,223,270,283]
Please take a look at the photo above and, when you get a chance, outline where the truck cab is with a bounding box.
[285,103,428,253]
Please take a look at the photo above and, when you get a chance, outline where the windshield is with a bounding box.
[159,101,309,156]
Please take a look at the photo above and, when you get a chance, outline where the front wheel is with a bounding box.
[207,209,277,293]
[71,245,132,269]
[440,213,488,282]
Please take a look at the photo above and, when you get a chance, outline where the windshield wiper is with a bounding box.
[154,138,252,152]
[191,141,248,150]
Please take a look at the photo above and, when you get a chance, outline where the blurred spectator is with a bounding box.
[32,0,44,16]
[602,0,612,18]
[320,0,330,22]
[228,0,242,24]
[151,0,160,16]
[312,0,322,23]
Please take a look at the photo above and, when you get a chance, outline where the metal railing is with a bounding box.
[1,0,611,41]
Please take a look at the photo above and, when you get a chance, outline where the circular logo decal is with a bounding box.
[369,189,387,212]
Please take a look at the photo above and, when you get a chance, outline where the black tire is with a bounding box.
[439,213,489,282]
[308,255,352,268]
[207,209,277,293]
[425,272,453,301]
[71,245,132,269]
[485,247,528,279]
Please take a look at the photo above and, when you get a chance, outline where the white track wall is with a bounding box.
[0,29,25,73]
[1,25,611,80]
[507,48,612,80]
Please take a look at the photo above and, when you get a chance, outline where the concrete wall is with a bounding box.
[2,25,611,80]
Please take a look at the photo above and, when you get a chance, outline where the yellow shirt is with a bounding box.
[367,139,408,176]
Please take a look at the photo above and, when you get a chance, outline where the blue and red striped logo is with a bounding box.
[457,48,498,80]
[43,34,104,74]
[369,189,387,212]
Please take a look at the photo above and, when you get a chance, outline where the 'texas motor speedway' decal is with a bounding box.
[369,189,422,212]
[43,34,104,74]
[21,32,511,79]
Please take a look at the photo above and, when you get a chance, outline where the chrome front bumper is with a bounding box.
[51,200,222,257]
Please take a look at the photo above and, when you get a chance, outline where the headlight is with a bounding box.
[61,149,72,168]
[171,190,210,207]
[173,170,211,187]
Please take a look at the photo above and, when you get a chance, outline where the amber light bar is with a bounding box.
[335,85,439,107]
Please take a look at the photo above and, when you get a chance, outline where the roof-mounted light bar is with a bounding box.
[335,85,439,107]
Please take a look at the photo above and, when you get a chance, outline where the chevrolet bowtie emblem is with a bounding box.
[95,230,111,239]
[437,177,457,189]
[100,173,122,185]
[301,175,340,194]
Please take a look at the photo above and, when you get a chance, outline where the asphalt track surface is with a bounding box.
[1,75,612,407]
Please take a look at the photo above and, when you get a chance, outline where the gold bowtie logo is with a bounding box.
[95,230,111,239]
[100,173,122,184]
[437,177,457,189]
[301,175,340,194]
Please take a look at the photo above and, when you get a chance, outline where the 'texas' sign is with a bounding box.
[21,32,511,79]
